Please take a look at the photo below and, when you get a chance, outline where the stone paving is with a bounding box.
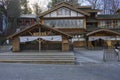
[74,49,104,63]
[0,47,120,80]
[0,63,120,80]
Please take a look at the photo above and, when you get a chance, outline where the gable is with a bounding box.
[8,23,72,39]
[39,3,90,18]
[87,29,120,36]
[44,7,84,17]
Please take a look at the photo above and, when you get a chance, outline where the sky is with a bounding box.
[28,0,90,12]
[28,0,51,11]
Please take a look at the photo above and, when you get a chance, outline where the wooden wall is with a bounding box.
[62,36,70,51]
[12,37,20,52]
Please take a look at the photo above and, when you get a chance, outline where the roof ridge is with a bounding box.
[39,2,90,17]
[8,23,72,39]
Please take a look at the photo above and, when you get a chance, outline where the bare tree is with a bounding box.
[49,0,80,7]
[33,2,42,16]
[86,0,102,9]
[78,0,85,6]
[20,0,32,14]
[102,0,120,14]
[111,0,120,14]
[33,2,42,23]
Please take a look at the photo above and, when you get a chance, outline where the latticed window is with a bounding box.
[99,20,120,29]
[44,19,84,28]
[65,8,71,15]
[113,20,118,27]
[105,20,112,28]
[58,8,63,15]
[58,7,70,15]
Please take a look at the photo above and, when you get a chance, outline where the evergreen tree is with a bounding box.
[5,0,22,35]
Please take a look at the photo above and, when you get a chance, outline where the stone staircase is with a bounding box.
[0,52,76,64]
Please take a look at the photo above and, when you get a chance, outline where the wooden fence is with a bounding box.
[103,49,120,62]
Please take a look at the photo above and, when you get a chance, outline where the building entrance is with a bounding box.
[20,36,62,51]
[8,24,72,52]
[91,38,105,47]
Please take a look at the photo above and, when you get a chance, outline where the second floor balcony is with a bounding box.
[98,25,120,29]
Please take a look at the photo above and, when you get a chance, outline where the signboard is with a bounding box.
[33,31,51,36]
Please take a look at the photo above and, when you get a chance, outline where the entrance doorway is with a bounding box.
[91,38,105,48]
[20,36,62,51]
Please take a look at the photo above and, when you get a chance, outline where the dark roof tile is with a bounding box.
[97,14,120,19]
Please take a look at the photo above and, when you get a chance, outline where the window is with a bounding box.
[79,20,83,28]
[58,8,70,15]
[58,8,63,15]
[118,20,120,26]
[113,20,118,27]
[44,19,84,28]
[65,8,70,15]
[105,20,111,28]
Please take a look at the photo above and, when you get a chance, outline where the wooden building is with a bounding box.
[18,14,37,29]
[39,2,120,49]
[9,2,120,52]
[8,23,72,52]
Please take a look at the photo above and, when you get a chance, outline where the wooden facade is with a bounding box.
[18,14,37,29]
[8,23,72,52]
[9,2,120,51]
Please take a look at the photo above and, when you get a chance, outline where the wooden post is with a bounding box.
[39,40,41,52]
[84,18,86,29]
[39,27,41,52]
[86,36,89,48]
[12,37,20,52]
[62,36,70,52]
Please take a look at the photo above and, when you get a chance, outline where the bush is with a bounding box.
[0,37,6,45]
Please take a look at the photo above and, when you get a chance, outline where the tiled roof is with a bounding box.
[87,29,120,36]
[97,14,120,19]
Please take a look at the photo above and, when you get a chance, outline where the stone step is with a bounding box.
[0,57,75,60]
[0,56,75,60]
[0,60,74,62]
[0,53,74,55]
[0,53,76,64]
[0,55,75,58]
[0,60,75,64]
[0,54,75,56]
[0,59,75,64]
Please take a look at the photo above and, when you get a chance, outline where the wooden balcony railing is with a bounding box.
[98,26,120,29]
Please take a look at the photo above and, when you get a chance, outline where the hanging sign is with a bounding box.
[33,31,51,36]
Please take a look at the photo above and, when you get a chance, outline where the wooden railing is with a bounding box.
[103,49,120,62]
[98,26,120,29]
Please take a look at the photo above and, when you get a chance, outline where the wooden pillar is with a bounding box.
[41,18,44,25]
[12,37,20,52]
[84,18,86,29]
[62,36,70,52]
[86,36,89,48]
[39,40,42,52]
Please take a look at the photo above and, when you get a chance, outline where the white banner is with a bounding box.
[20,36,62,42]
[89,36,120,41]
